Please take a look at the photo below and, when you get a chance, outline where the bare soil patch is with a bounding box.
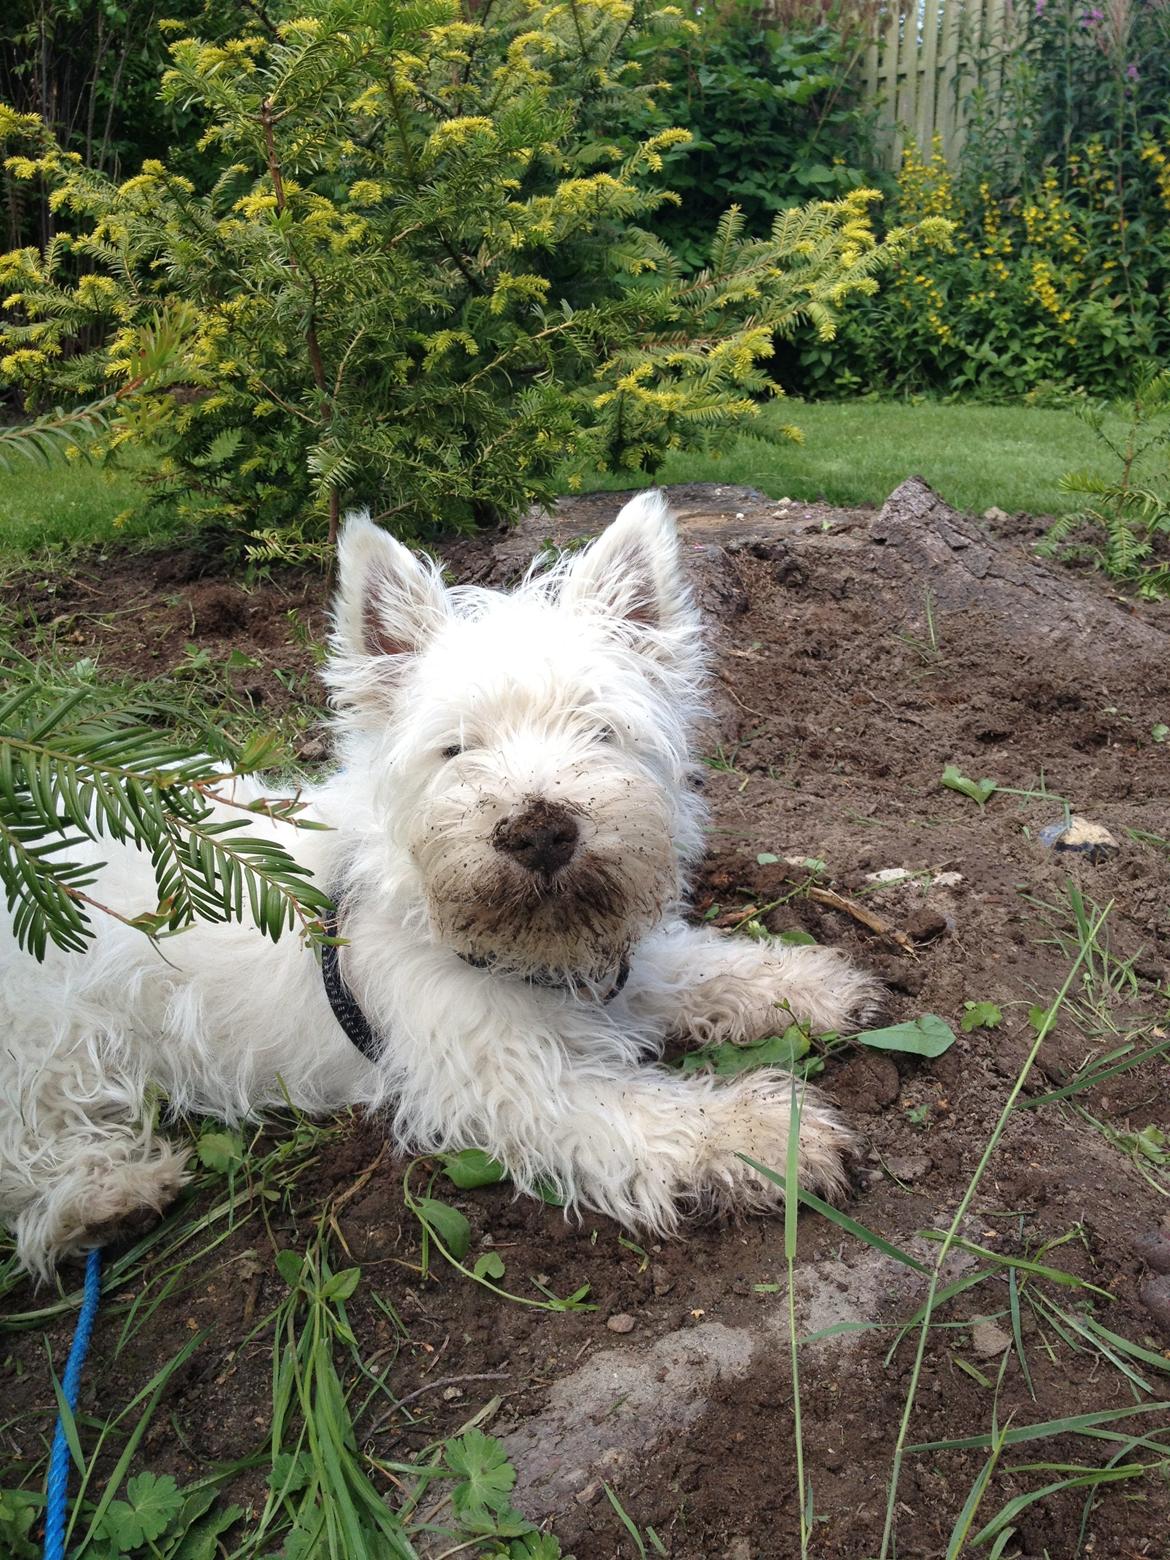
[3,480,1169,1559]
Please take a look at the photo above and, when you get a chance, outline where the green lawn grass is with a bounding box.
[586,399,1124,517]
[0,457,178,563]
[0,399,1126,567]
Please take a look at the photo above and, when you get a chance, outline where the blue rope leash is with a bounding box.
[43,1247,103,1560]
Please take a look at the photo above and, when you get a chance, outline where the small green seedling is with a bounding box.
[678,1025,818,1079]
[905,1103,931,1129]
[618,1235,650,1272]
[195,1124,245,1173]
[473,1251,506,1280]
[1115,1124,1168,1166]
[1153,723,1168,743]
[960,1002,1003,1033]
[941,764,998,807]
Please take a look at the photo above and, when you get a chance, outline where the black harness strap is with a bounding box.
[321,902,631,1063]
[456,950,630,1003]
[320,907,383,1062]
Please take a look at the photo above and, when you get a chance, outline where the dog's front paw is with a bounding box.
[15,1142,191,1277]
[765,943,884,1036]
[699,1070,856,1213]
[682,943,883,1046]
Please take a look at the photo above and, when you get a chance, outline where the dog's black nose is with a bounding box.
[493,799,580,877]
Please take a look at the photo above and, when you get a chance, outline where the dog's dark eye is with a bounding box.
[441,744,463,761]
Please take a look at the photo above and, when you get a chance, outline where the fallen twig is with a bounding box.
[809,886,916,955]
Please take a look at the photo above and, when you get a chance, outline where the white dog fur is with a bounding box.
[0,492,879,1277]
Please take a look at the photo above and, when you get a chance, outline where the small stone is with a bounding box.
[983,506,1008,523]
[575,1481,602,1506]
[1135,1229,1170,1276]
[606,1312,636,1334]
[971,1320,1012,1358]
[1037,815,1119,864]
[906,909,948,944]
[884,1153,931,1184]
[296,734,328,763]
[651,1264,676,1296]
[1140,1273,1170,1336]
[441,1386,462,1401]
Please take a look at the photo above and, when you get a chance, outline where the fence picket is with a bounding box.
[861,0,1015,168]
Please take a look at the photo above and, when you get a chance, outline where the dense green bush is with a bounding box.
[612,0,878,269]
[793,135,1170,399]
[0,0,943,545]
[0,0,269,251]
[791,0,1170,399]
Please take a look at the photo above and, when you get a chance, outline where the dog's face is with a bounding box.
[326,494,708,980]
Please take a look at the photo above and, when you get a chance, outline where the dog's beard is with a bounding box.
[413,780,679,980]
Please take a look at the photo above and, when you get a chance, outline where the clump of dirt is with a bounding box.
[2,480,1169,1559]
[2,546,328,745]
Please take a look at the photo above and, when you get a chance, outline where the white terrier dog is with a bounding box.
[0,493,878,1277]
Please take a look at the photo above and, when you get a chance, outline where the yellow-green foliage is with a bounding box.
[801,134,1170,399]
[0,0,945,541]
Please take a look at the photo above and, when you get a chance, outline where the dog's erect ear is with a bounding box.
[559,490,693,635]
[332,511,449,663]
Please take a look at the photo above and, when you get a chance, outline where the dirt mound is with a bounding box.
[3,480,1169,1558]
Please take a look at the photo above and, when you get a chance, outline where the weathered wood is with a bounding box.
[860,0,1019,169]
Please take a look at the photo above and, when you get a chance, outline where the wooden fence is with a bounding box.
[861,0,1019,168]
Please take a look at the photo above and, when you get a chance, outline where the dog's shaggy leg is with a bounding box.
[628,919,882,1043]
[491,1065,853,1230]
[12,1137,190,1278]
[0,1036,189,1279]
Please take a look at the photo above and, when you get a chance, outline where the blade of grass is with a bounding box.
[908,1400,1170,1453]
[1078,1313,1170,1374]
[603,1484,648,1559]
[969,1463,1151,1549]
[915,1234,1112,1298]
[877,898,1113,1559]
[784,1082,810,1560]
[1077,1432,1170,1554]
[945,1414,1012,1559]
[72,1332,205,1553]
[883,1272,999,1366]
[1019,1033,1170,1108]
[952,1355,996,1389]
[1029,1293,1151,1397]
[738,1158,929,1275]
[1008,1268,1036,1403]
